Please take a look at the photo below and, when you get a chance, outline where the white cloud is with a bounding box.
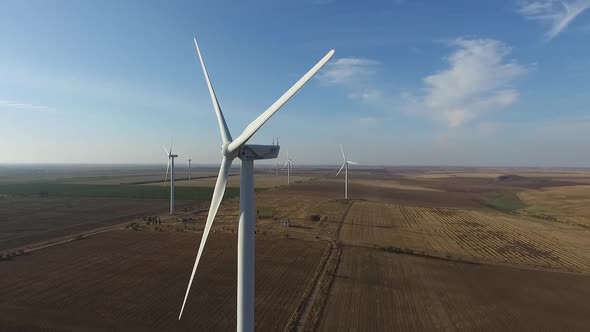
[519,0,556,16]
[518,0,590,39]
[316,57,393,109]
[317,57,381,85]
[0,100,53,112]
[408,38,528,127]
[317,40,528,129]
[348,87,385,104]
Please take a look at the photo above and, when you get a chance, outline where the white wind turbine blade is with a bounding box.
[179,156,233,320]
[193,37,232,144]
[282,160,289,169]
[164,159,170,185]
[336,162,346,176]
[561,1,570,12]
[347,161,358,165]
[163,145,170,185]
[227,49,335,154]
[340,144,346,162]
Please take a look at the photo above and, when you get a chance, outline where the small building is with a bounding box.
[280,219,290,227]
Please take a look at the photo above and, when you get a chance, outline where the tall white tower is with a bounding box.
[188,158,192,181]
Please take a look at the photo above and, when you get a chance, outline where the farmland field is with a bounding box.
[0,182,240,251]
[254,188,351,240]
[518,185,590,228]
[318,246,590,331]
[320,178,442,192]
[163,174,313,189]
[0,181,238,200]
[0,196,171,251]
[3,165,590,331]
[0,165,223,185]
[60,170,221,185]
[286,179,488,209]
[340,201,590,273]
[0,230,328,331]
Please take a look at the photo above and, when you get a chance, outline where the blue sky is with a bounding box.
[1,0,589,167]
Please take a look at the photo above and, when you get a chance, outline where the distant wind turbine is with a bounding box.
[336,144,357,199]
[282,149,293,184]
[178,36,334,332]
[188,158,192,181]
[163,145,178,214]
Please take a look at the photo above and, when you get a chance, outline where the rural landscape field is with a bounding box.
[2,164,590,331]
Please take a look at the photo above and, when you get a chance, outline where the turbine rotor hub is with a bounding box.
[221,142,239,160]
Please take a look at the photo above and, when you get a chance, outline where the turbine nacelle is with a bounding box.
[240,144,280,160]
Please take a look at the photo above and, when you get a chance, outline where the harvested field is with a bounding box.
[287,179,489,210]
[0,182,237,201]
[320,178,442,192]
[3,165,590,331]
[60,170,218,185]
[0,230,328,331]
[548,177,590,184]
[408,171,505,179]
[254,189,351,239]
[318,246,590,331]
[519,185,590,228]
[167,174,312,189]
[405,168,590,180]
[409,175,580,191]
[0,165,223,185]
[406,177,509,194]
[0,196,171,251]
[340,201,590,273]
[508,169,590,178]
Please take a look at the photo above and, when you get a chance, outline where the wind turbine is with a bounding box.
[282,149,293,185]
[163,145,178,214]
[188,158,192,181]
[336,144,357,199]
[178,37,334,332]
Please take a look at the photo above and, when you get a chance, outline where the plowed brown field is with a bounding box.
[0,230,327,331]
[0,196,169,251]
[318,246,590,331]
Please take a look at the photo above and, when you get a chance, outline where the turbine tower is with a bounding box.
[282,150,293,185]
[178,37,334,332]
[274,138,279,177]
[188,158,192,181]
[336,144,357,199]
[163,145,178,214]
